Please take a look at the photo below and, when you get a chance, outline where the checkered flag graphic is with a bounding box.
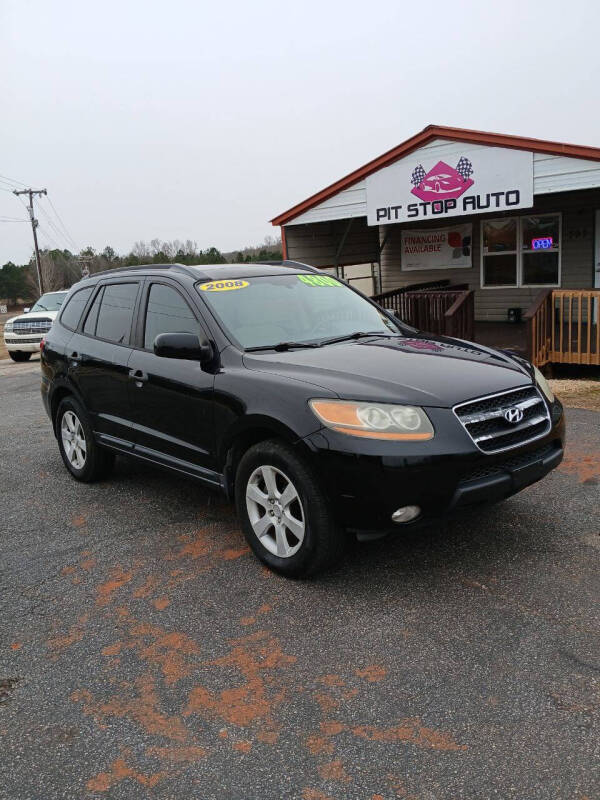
[411,164,426,187]
[456,156,473,182]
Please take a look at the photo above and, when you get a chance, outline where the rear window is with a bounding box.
[87,283,138,344]
[60,287,93,331]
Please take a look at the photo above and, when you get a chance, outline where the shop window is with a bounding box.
[482,219,517,286]
[481,214,560,288]
[521,215,560,285]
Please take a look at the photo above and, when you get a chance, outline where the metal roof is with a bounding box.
[271,124,600,227]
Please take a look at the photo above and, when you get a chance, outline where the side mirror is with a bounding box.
[153,332,212,363]
[23,307,31,314]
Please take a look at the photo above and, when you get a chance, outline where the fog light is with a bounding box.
[391,505,421,524]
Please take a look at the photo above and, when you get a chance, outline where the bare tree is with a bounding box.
[132,241,149,259]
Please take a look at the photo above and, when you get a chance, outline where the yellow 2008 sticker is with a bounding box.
[199,279,249,292]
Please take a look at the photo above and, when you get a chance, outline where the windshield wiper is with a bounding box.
[245,341,322,352]
[317,331,399,346]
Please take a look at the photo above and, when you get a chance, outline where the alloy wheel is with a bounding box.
[61,410,87,470]
[245,465,305,558]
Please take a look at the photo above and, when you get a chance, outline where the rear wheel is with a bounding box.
[56,396,115,482]
[9,351,31,362]
[235,440,345,577]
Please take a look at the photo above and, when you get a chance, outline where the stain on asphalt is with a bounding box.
[559,443,600,483]
[1,375,599,799]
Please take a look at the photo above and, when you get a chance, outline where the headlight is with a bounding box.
[533,366,554,403]
[5,322,13,332]
[309,399,434,440]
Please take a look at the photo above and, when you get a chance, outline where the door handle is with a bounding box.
[129,368,148,386]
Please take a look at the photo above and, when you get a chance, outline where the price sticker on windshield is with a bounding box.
[199,280,249,292]
[298,274,342,287]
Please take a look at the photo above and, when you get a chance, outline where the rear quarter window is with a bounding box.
[59,287,94,331]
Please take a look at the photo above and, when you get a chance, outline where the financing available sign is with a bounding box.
[401,223,472,271]
[366,146,533,226]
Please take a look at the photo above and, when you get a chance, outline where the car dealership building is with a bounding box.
[271,126,600,366]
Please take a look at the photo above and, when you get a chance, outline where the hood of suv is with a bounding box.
[6,309,61,325]
[242,334,533,407]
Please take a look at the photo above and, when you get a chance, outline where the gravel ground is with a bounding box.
[0,364,599,800]
[550,378,600,411]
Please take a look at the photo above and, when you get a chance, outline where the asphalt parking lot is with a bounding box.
[1,360,599,800]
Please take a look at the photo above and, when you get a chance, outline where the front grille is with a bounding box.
[5,336,42,344]
[454,385,551,454]
[463,442,557,482]
[12,318,52,335]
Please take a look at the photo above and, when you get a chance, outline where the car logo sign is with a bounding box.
[504,407,524,424]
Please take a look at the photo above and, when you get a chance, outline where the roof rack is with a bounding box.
[88,263,198,279]
[258,260,319,273]
[86,260,320,280]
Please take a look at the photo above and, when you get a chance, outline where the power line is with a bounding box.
[0,216,28,222]
[37,223,63,251]
[36,200,75,251]
[0,173,28,187]
[38,195,78,251]
[45,195,78,251]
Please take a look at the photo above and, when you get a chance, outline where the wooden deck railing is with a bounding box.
[524,289,552,366]
[444,290,475,340]
[373,282,474,340]
[373,279,455,310]
[526,289,600,366]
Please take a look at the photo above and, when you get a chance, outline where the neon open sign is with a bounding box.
[531,236,554,250]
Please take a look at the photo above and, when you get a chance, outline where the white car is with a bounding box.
[3,290,68,362]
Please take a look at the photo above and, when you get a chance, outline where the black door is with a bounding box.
[68,280,141,451]
[127,280,218,483]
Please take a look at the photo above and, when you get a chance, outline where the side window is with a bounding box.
[83,287,104,336]
[59,287,93,330]
[94,283,138,344]
[144,283,199,350]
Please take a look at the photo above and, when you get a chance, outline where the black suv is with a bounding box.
[41,262,564,576]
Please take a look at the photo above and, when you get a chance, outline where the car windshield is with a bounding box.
[30,292,68,312]
[196,273,401,349]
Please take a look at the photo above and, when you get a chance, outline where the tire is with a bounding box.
[56,396,115,482]
[9,351,32,362]
[235,439,345,577]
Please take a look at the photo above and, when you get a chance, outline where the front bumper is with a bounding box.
[303,401,565,531]
[4,335,43,353]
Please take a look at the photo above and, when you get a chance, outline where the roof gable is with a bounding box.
[272,125,600,226]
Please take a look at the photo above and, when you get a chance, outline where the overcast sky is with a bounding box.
[2,0,599,264]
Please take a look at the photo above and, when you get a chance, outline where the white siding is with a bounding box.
[533,153,600,194]
[291,182,367,225]
[286,138,600,226]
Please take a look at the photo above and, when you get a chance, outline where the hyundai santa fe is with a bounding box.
[41,261,565,576]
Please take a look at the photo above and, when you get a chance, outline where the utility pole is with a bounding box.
[77,255,93,279]
[13,188,47,295]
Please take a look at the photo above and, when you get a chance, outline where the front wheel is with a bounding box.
[56,397,115,482]
[235,440,345,577]
[9,351,32,362]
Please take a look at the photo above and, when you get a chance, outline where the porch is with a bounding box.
[372,281,600,367]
